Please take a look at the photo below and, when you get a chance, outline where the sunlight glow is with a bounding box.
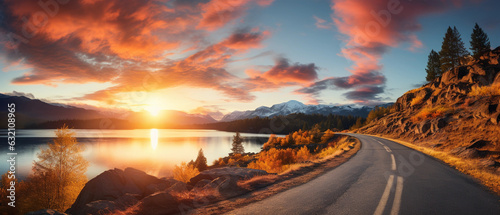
[150,129,158,150]
[147,106,161,116]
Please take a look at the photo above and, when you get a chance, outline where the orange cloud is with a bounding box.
[1,0,274,104]
[197,0,273,30]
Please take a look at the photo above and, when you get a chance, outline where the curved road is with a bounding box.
[226,133,500,215]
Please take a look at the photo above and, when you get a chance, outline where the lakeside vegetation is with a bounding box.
[0,125,88,214]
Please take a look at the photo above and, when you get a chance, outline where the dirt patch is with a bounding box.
[186,136,361,215]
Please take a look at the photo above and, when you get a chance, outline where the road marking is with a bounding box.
[390,176,404,215]
[374,174,394,215]
[384,146,392,153]
[391,154,396,171]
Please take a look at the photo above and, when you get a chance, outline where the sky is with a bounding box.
[0,0,499,119]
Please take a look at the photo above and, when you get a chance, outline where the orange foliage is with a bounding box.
[411,106,453,122]
[295,146,312,162]
[263,125,325,150]
[248,148,296,173]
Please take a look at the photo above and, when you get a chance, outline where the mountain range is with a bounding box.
[220,100,383,122]
[0,93,389,128]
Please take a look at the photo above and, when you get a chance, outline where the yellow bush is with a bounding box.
[469,83,500,97]
[247,148,296,173]
[295,146,312,162]
[173,162,199,183]
[320,129,335,144]
[411,106,453,122]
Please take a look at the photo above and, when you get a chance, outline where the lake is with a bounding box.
[0,129,275,180]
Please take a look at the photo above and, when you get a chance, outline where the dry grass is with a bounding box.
[406,87,422,94]
[367,134,500,195]
[411,106,453,122]
[410,94,425,106]
[469,83,500,97]
[238,174,280,190]
[173,162,200,183]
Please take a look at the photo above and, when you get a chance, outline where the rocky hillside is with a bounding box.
[358,47,500,167]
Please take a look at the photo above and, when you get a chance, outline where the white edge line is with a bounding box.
[373,175,394,215]
[390,176,404,215]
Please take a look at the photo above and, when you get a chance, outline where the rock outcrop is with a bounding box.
[65,167,268,215]
[26,209,68,215]
[358,47,500,168]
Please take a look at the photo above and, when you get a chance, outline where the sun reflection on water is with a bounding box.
[150,129,158,150]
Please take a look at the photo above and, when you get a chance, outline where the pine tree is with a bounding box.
[231,132,245,155]
[194,149,208,171]
[426,50,441,81]
[439,26,469,73]
[470,23,491,59]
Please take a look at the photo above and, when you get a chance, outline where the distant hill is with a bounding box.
[195,112,365,134]
[0,94,105,128]
[221,100,383,122]
[0,94,216,129]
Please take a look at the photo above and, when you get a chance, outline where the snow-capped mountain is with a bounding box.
[220,100,383,122]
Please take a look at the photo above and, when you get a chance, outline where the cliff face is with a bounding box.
[358,47,500,166]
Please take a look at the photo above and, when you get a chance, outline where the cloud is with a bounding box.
[80,28,270,104]
[245,57,318,90]
[313,15,333,29]
[296,0,467,104]
[3,90,35,99]
[0,0,275,106]
[190,106,225,120]
[343,85,385,103]
[197,0,273,30]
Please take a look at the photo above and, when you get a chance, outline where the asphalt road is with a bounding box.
[226,133,500,215]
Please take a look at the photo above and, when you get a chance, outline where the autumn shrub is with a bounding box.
[411,106,453,122]
[320,129,335,144]
[469,83,500,97]
[173,162,199,183]
[248,148,296,173]
[295,146,313,162]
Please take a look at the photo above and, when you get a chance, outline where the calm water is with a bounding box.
[0,129,275,180]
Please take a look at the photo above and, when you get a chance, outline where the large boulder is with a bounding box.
[77,193,140,215]
[26,210,67,215]
[134,191,180,215]
[66,168,168,215]
[188,167,268,186]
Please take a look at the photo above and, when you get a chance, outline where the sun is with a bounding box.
[146,106,161,116]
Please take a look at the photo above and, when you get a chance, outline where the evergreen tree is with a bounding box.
[470,23,491,59]
[425,50,441,81]
[439,26,469,73]
[194,149,208,171]
[336,120,343,130]
[231,132,245,155]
